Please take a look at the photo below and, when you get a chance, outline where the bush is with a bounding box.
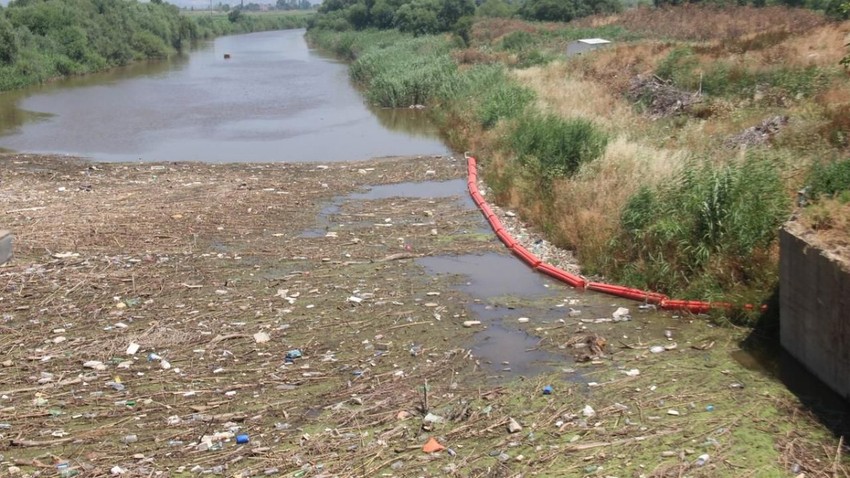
[511,113,608,181]
[478,75,535,128]
[808,159,850,199]
[349,35,458,107]
[615,154,790,296]
[519,0,621,23]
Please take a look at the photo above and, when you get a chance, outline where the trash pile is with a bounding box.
[0,153,845,477]
[627,75,702,119]
[724,115,789,148]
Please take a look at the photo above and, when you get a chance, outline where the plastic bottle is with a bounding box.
[695,453,710,466]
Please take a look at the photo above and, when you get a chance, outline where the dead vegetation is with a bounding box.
[724,115,789,148]
[627,74,702,119]
[577,5,828,42]
[0,153,846,477]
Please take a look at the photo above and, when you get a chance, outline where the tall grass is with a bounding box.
[808,159,850,199]
[613,153,790,298]
[511,113,608,182]
[349,36,459,107]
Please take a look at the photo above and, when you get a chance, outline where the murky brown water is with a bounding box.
[0,29,449,163]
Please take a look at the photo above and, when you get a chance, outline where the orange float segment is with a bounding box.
[511,244,542,268]
[494,228,517,248]
[535,262,585,288]
[586,282,660,303]
[660,299,712,314]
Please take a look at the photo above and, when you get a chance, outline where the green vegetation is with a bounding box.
[309,2,850,317]
[511,114,608,182]
[518,0,622,22]
[308,28,536,133]
[615,154,789,299]
[311,0,475,36]
[0,0,312,91]
[808,158,850,199]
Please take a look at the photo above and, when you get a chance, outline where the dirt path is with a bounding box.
[0,153,846,477]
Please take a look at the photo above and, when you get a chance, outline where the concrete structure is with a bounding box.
[566,38,611,57]
[780,225,850,400]
[0,230,11,265]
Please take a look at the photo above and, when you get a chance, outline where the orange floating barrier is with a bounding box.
[586,282,668,304]
[511,244,541,268]
[494,228,516,248]
[659,299,712,314]
[535,263,585,288]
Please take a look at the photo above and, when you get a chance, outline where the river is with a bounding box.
[0,29,450,163]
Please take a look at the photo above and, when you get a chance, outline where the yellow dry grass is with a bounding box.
[766,21,850,68]
[551,136,685,253]
[512,61,635,130]
[578,5,827,42]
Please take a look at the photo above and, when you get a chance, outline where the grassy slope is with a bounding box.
[310,7,850,320]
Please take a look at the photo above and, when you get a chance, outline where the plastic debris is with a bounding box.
[422,436,446,453]
[695,453,710,466]
[612,307,630,321]
[126,343,140,355]
[582,405,596,418]
[507,417,523,433]
[542,385,553,395]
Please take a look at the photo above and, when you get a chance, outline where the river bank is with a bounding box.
[306,8,850,318]
[0,153,846,476]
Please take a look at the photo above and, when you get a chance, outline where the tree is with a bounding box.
[346,1,370,28]
[477,0,517,18]
[0,14,18,64]
[520,0,620,22]
[842,2,850,69]
[394,0,441,34]
[437,0,474,30]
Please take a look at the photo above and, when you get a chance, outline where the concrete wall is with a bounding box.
[0,231,11,265]
[780,226,850,400]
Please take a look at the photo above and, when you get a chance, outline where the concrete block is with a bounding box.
[0,230,11,265]
[780,226,850,400]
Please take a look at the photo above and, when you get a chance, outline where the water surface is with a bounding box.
[0,29,449,163]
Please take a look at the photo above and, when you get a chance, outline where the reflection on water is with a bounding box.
[0,29,449,163]
[370,106,442,139]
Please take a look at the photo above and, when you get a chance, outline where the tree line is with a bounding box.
[311,0,850,37]
[310,0,622,36]
[0,0,311,92]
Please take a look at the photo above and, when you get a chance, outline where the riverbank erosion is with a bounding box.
[0,153,847,476]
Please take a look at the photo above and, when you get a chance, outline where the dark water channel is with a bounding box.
[0,29,449,162]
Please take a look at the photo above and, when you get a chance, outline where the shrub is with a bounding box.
[511,113,608,181]
[615,154,790,296]
[478,77,535,128]
[808,159,850,199]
